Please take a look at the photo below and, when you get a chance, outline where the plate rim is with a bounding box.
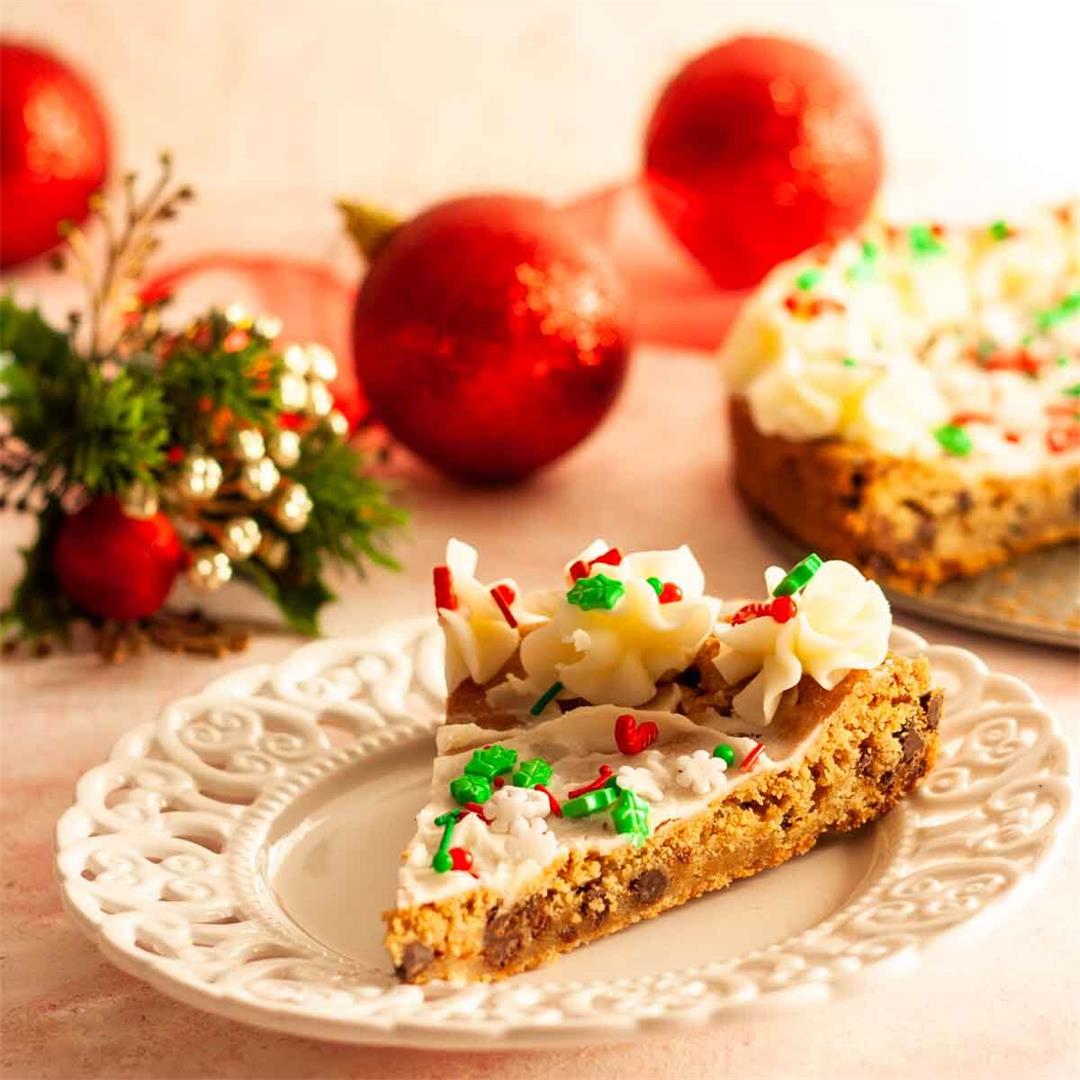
[54,618,1078,1048]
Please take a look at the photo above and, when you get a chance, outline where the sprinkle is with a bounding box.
[568,765,614,800]
[535,784,563,817]
[569,559,589,581]
[1065,384,1080,397]
[713,744,736,766]
[909,224,945,256]
[1058,356,1071,367]
[1004,431,1022,444]
[448,847,473,873]
[977,340,996,358]
[1046,402,1080,418]
[433,565,456,611]
[464,745,518,780]
[934,423,974,457]
[610,787,650,846]
[530,680,564,717]
[1035,292,1080,332]
[646,576,663,596]
[490,584,518,628]
[730,601,772,626]
[795,267,823,291]
[770,595,797,623]
[983,352,1040,377]
[846,241,879,282]
[562,786,618,818]
[590,547,623,568]
[462,801,493,825]
[949,412,994,426]
[731,596,798,626]
[841,356,858,368]
[658,582,683,604]
[989,219,1011,241]
[771,553,823,597]
[614,713,659,755]
[450,774,492,805]
[740,742,766,773]
[431,810,461,872]
[567,573,625,611]
[512,757,554,789]
[1047,426,1080,453]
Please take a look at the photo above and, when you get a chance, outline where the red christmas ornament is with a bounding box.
[344,195,630,483]
[643,36,883,289]
[53,497,184,621]
[0,41,111,268]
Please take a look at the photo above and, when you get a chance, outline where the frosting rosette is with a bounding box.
[519,541,720,707]
[714,559,891,724]
[439,539,526,691]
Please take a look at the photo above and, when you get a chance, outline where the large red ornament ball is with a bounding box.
[0,41,111,268]
[644,36,883,289]
[350,195,629,483]
[53,497,184,621]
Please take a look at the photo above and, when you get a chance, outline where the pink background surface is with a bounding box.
[3,350,1079,1079]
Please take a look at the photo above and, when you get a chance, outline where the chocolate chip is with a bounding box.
[558,926,578,944]
[857,740,874,777]
[956,490,974,514]
[397,942,434,981]
[879,769,894,790]
[916,518,938,548]
[484,910,525,969]
[919,690,943,731]
[576,880,609,928]
[629,869,668,905]
[676,665,702,688]
[900,727,924,764]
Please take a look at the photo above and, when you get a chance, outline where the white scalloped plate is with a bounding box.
[55,618,1076,1048]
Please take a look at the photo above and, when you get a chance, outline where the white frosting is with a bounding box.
[714,561,891,724]
[396,705,772,908]
[724,204,1080,473]
[439,540,527,691]
[518,541,720,707]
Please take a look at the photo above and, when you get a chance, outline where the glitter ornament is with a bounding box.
[176,453,223,500]
[327,410,350,438]
[267,429,302,469]
[282,344,311,377]
[256,532,289,570]
[0,43,111,268]
[279,372,309,412]
[120,481,159,520]
[306,344,338,382]
[643,36,883,288]
[240,457,281,500]
[53,497,183,620]
[232,428,265,463]
[221,516,261,561]
[307,380,334,417]
[272,481,313,532]
[187,546,232,591]
[344,195,629,483]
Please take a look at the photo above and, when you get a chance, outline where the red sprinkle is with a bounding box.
[568,765,614,799]
[1004,431,1022,444]
[490,585,518,629]
[1047,426,1080,453]
[950,412,994,426]
[462,802,492,825]
[740,742,765,773]
[614,713,659,755]
[591,547,623,568]
[569,559,589,581]
[731,601,771,626]
[808,297,846,317]
[433,565,456,611]
[1046,402,1080,418]
[984,352,1040,377]
[770,595,798,623]
[448,847,473,872]
[535,784,563,817]
[731,596,798,626]
[493,776,505,790]
[783,294,800,314]
[658,582,683,604]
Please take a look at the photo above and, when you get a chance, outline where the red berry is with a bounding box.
[644,36,883,288]
[0,42,111,268]
[350,195,629,483]
[53,497,183,620]
[448,847,473,872]
[770,595,798,623]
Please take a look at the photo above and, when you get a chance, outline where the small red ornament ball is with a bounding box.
[644,36,883,289]
[0,41,111,268]
[350,195,629,483]
[53,497,184,621]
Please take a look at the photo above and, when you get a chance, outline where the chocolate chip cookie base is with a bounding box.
[729,396,1080,591]
[385,655,941,984]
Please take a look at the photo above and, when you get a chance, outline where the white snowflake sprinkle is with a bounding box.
[505,817,559,865]
[674,749,728,795]
[614,765,665,802]
[483,786,551,833]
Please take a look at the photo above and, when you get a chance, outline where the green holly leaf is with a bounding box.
[512,757,553,789]
[450,774,493,805]
[566,573,624,612]
[465,745,518,780]
[610,788,650,846]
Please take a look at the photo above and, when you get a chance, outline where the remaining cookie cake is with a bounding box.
[722,204,1079,590]
[384,541,941,983]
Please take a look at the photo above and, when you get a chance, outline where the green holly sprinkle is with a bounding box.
[646,576,663,596]
[841,357,858,368]
[562,786,618,818]
[846,240,879,282]
[566,573,625,611]
[795,267,823,291]
[450,774,492,805]
[977,340,997,359]
[934,423,973,457]
[772,553,823,597]
[909,224,945,257]
[1064,383,1080,397]
[1058,356,1071,367]
[989,219,1010,242]
[1035,292,1080,333]
[610,788,650,846]
[464,745,517,780]
[513,757,553,789]
[713,744,736,766]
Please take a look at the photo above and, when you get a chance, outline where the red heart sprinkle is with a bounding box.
[449,847,473,872]
[658,582,683,604]
[569,559,589,581]
[615,713,659,755]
